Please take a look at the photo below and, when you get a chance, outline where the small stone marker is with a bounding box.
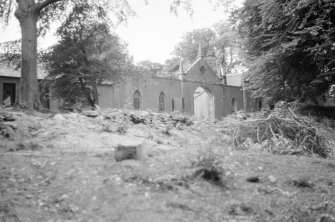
[82,110,99,118]
[115,140,144,161]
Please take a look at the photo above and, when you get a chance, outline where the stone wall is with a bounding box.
[97,76,253,119]
[98,77,181,113]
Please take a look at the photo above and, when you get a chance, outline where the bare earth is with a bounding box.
[0,108,334,222]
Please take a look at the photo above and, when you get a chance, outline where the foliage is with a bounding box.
[43,5,133,107]
[162,57,180,76]
[174,28,216,63]
[213,21,244,75]
[0,40,21,69]
[136,60,164,77]
[171,22,243,76]
[0,0,236,108]
[233,106,332,158]
[234,0,335,102]
[190,147,228,187]
[0,0,135,34]
[0,0,135,109]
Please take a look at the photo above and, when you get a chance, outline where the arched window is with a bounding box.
[231,98,237,113]
[172,99,175,112]
[258,100,262,111]
[159,92,165,112]
[182,98,185,113]
[133,90,141,110]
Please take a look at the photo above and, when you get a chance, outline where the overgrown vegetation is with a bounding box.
[233,104,333,158]
[190,148,227,187]
[234,0,335,102]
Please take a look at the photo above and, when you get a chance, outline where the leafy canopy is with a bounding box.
[0,0,135,34]
[43,4,133,107]
[234,0,335,101]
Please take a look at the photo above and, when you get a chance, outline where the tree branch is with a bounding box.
[35,0,62,13]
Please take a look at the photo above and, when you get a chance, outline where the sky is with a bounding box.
[0,0,244,64]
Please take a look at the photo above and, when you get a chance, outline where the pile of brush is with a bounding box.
[233,102,332,158]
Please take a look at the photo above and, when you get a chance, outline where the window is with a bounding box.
[172,99,175,112]
[200,66,205,74]
[159,92,165,112]
[133,90,140,110]
[231,98,237,113]
[182,98,185,113]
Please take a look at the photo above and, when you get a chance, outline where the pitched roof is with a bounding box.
[184,58,221,83]
[0,64,47,79]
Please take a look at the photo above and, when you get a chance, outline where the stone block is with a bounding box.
[114,140,144,161]
[82,110,99,118]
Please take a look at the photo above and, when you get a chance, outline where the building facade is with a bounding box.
[0,56,262,118]
[97,55,259,119]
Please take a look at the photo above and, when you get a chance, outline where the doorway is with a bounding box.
[193,86,215,119]
[3,83,16,105]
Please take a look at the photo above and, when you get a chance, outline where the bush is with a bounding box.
[190,148,228,187]
[296,105,335,120]
[233,107,332,158]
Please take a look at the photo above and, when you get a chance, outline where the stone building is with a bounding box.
[0,51,262,117]
[0,64,46,106]
[98,52,260,119]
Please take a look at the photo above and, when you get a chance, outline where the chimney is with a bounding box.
[197,43,204,59]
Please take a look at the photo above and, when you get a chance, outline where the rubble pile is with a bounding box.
[1,105,334,159]
[99,109,194,128]
[0,111,16,141]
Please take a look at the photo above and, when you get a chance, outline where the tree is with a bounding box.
[0,0,234,109]
[162,57,180,76]
[234,0,335,102]
[174,28,216,64]
[136,60,164,77]
[213,21,243,75]
[43,6,133,108]
[172,24,242,76]
[0,0,134,109]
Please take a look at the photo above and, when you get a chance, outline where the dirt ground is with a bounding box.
[0,108,334,222]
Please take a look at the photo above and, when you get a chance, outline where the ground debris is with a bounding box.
[101,109,194,129]
[290,177,314,189]
[233,104,333,158]
[114,140,144,161]
[246,176,260,183]
[0,106,334,222]
[82,110,99,118]
[0,111,15,122]
[228,203,253,216]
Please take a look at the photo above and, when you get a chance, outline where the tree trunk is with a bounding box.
[15,0,41,109]
[78,78,95,108]
[92,82,99,105]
